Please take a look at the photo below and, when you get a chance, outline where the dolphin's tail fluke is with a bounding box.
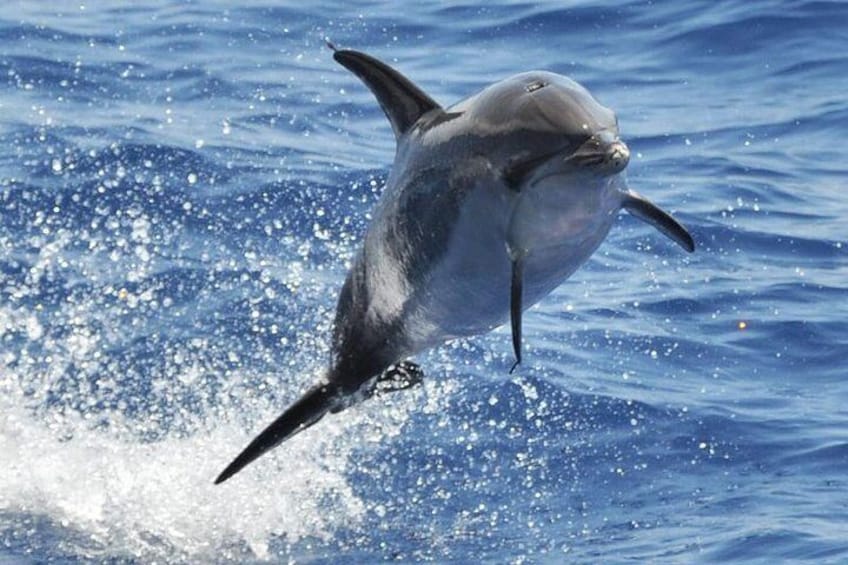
[214,383,342,485]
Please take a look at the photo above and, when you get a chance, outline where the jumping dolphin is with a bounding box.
[214,47,694,484]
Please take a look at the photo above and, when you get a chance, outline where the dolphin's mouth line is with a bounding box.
[511,136,626,190]
[524,146,612,187]
[526,166,599,189]
[565,152,606,167]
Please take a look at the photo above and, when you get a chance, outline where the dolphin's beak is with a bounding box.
[605,138,630,173]
[571,131,630,175]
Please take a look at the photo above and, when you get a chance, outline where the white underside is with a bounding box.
[403,172,626,352]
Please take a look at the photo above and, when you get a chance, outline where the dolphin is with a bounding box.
[214,47,694,484]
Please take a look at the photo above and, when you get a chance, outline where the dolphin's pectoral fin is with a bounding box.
[372,360,424,396]
[214,383,342,485]
[509,256,525,373]
[332,48,442,139]
[622,191,695,253]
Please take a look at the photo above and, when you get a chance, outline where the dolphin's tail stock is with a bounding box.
[214,383,343,484]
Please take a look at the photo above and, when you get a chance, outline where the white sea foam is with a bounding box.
[0,366,435,561]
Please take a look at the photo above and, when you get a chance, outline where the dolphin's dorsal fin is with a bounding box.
[332,47,442,139]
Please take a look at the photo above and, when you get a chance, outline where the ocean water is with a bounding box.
[1,0,846,562]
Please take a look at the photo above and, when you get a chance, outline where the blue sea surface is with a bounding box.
[1,1,846,562]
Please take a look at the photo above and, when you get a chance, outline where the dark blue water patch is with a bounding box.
[633,296,716,317]
[631,154,803,195]
[199,172,377,227]
[0,19,119,46]
[236,4,328,29]
[133,66,246,103]
[752,281,848,306]
[775,55,848,82]
[727,320,847,378]
[707,529,848,562]
[630,116,837,166]
[0,140,380,261]
[238,5,433,46]
[778,441,848,474]
[633,282,846,327]
[653,1,848,61]
[687,223,843,265]
[2,132,232,194]
[99,265,306,343]
[20,140,237,183]
[0,512,124,564]
[582,306,638,320]
[0,54,110,100]
[434,3,630,39]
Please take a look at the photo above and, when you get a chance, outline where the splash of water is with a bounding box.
[0,384,377,560]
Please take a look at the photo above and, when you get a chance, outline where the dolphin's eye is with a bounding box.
[525,80,546,93]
